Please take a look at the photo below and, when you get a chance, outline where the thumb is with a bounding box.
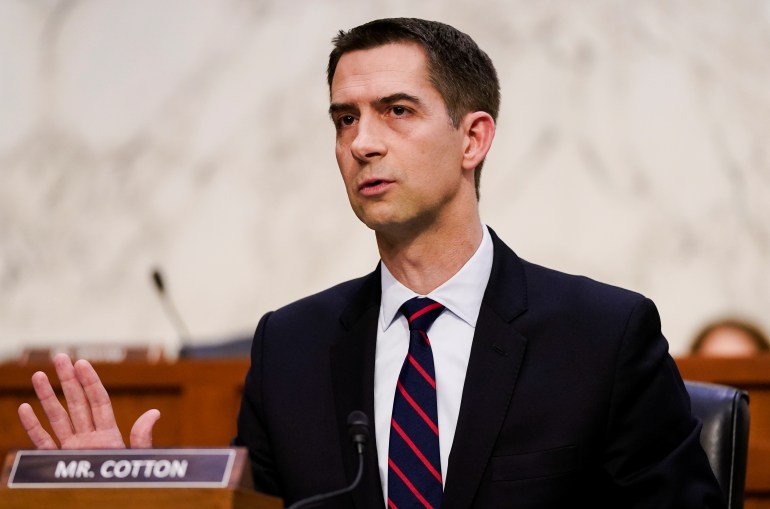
[129,409,161,449]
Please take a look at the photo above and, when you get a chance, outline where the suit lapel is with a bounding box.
[443,229,530,509]
[330,266,386,509]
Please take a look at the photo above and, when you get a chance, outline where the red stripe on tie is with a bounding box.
[388,458,435,509]
[397,381,439,435]
[418,330,431,346]
[408,354,436,389]
[408,302,443,323]
[391,418,443,482]
[388,499,399,509]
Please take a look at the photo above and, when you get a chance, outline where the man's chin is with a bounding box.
[352,205,432,236]
[353,207,398,232]
[362,217,434,242]
[359,216,403,236]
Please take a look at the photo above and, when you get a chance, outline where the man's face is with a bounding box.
[330,43,469,238]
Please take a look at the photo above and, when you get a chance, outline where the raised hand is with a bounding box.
[17,353,161,450]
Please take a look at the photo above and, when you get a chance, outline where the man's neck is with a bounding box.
[376,217,483,296]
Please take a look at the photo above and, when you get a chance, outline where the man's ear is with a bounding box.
[461,111,496,172]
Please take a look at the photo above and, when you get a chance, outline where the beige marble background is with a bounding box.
[1,0,768,359]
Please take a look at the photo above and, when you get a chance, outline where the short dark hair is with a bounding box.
[327,18,500,199]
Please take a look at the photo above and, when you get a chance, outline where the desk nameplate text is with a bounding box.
[6,448,238,489]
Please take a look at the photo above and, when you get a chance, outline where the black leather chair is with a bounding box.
[685,380,750,509]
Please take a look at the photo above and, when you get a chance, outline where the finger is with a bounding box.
[74,359,118,432]
[31,370,75,444]
[53,353,95,433]
[130,409,161,449]
[18,403,59,450]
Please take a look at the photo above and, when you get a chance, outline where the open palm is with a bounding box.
[18,353,160,450]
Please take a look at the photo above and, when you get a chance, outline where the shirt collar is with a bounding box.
[380,224,494,331]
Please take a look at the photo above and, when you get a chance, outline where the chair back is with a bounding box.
[685,380,750,509]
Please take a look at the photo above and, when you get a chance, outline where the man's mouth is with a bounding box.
[359,179,389,190]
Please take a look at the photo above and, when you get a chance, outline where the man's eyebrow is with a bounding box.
[328,102,356,118]
[328,93,423,118]
[375,92,422,108]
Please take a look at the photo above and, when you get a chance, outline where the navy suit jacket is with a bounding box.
[235,229,724,508]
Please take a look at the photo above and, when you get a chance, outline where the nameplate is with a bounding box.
[6,449,238,488]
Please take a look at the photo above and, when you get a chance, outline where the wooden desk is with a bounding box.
[0,487,282,509]
[0,359,251,462]
[3,356,767,506]
[676,355,770,509]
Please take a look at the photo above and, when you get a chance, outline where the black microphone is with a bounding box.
[150,267,192,350]
[286,411,369,509]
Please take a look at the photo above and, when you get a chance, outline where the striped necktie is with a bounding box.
[388,297,445,509]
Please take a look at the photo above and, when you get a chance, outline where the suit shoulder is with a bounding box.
[487,228,647,317]
[268,270,377,323]
[520,258,648,313]
[515,258,664,356]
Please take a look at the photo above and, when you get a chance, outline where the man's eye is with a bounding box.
[391,106,407,116]
[338,115,356,127]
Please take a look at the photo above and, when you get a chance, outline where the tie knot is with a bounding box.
[400,297,445,333]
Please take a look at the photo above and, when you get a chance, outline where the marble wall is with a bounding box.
[1,0,768,360]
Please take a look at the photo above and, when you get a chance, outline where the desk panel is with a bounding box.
[0,359,250,460]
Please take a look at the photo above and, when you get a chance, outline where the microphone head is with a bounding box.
[347,410,369,446]
[151,268,165,293]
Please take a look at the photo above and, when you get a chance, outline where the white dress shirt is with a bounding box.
[374,225,494,500]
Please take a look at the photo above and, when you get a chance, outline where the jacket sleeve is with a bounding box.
[233,311,283,497]
[603,297,726,508]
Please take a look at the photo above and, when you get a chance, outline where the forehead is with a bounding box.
[330,43,435,103]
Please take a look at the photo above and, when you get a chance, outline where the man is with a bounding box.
[19,18,723,509]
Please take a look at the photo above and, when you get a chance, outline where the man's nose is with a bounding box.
[350,116,386,162]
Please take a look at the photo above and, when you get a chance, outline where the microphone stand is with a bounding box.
[286,411,369,509]
[150,268,192,351]
[286,453,364,509]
